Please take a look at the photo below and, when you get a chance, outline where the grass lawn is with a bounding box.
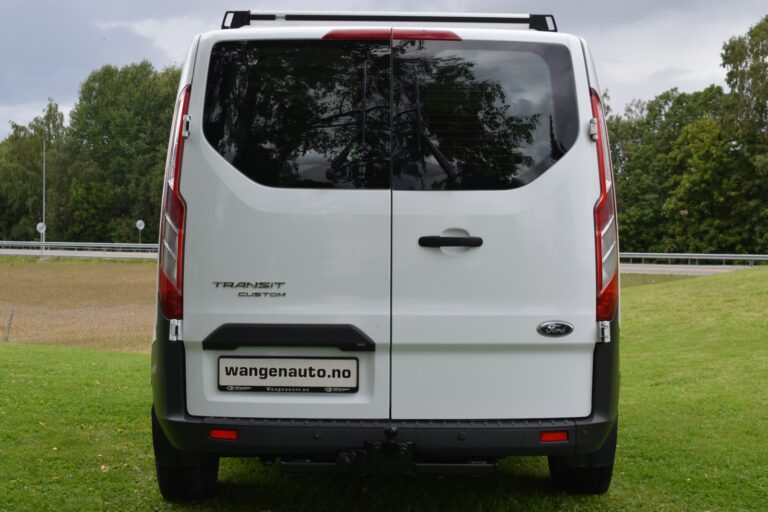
[619,273,695,288]
[0,262,766,510]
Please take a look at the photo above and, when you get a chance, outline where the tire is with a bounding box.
[152,407,219,501]
[548,420,617,495]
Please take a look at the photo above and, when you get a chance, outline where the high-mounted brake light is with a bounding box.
[591,88,618,321]
[392,29,461,41]
[158,85,190,319]
[321,29,390,40]
[321,29,461,41]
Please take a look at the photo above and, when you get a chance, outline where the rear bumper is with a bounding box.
[152,309,619,460]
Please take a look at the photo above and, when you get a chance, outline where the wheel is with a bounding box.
[152,407,219,501]
[548,420,617,495]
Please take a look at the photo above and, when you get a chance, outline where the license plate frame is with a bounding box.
[218,356,359,393]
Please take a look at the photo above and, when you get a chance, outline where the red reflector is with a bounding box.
[540,431,569,443]
[209,429,238,441]
[392,29,461,41]
[322,29,390,40]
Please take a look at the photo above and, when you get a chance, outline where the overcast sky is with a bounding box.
[0,1,765,138]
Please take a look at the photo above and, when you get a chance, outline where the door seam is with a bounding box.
[388,28,394,422]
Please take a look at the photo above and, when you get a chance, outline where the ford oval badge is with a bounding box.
[537,321,574,337]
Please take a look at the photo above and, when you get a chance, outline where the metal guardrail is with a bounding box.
[1,242,766,265]
[620,252,768,265]
[0,241,158,253]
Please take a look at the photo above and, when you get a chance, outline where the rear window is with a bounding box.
[203,39,578,190]
[392,40,578,190]
[203,40,391,189]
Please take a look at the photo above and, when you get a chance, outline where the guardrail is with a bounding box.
[620,252,768,265]
[1,242,767,265]
[0,241,158,253]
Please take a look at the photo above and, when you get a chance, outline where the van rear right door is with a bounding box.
[389,31,601,420]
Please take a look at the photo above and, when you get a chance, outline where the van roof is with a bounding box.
[220,11,558,32]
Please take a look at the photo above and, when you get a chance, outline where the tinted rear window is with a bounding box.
[203,39,578,190]
[392,40,578,190]
[203,40,390,189]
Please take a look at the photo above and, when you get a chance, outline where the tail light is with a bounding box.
[158,85,190,319]
[591,88,618,321]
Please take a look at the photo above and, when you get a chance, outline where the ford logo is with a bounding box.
[537,321,574,337]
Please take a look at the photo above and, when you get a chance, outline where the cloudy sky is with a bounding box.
[0,0,765,138]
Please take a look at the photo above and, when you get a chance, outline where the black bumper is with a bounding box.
[152,309,619,460]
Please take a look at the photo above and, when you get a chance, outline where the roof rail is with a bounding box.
[220,11,558,32]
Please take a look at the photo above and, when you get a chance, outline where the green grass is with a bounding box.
[620,273,695,288]
[1,268,767,510]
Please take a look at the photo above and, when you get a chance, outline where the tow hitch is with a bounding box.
[279,426,496,475]
[335,427,415,474]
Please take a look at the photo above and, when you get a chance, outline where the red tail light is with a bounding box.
[591,88,618,321]
[158,85,190,319]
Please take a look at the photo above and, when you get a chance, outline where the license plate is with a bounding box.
[218,357,358,393]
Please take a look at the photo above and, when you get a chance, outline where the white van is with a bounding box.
[151,11,620,500]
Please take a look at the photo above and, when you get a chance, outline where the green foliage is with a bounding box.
[0,62,179,242]
[721,16,768,143]
[610,15,768,253]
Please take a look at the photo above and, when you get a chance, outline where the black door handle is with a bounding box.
[418,236,483,248]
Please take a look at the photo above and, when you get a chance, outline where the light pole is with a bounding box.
[42,135,46,246]
[37,135,46,257]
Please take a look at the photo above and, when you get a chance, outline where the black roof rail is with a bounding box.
[221,11,558,32]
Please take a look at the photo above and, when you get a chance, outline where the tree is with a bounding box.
[609,86,725,252]
[68,61,179,241]
[721,15,768,144]
[661,118,763,252]
[0,101,66,239]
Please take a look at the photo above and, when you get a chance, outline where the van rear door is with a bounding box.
[180,34,392,419]
[390,32,600,419]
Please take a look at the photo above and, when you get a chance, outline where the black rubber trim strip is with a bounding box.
[202,323,376,352]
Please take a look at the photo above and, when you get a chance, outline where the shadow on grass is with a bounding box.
[196,457,563,512]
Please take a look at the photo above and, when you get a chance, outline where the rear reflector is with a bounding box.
[209,429,239,441]
[540,431,569,443]
[322,29,461,41]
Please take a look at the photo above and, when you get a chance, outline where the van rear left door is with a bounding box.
[180,34,392,419]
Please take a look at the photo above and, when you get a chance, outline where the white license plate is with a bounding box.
[218,357,358,393]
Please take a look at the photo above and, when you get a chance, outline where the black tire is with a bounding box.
[152,407,219,501]
[548,420,617,495]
